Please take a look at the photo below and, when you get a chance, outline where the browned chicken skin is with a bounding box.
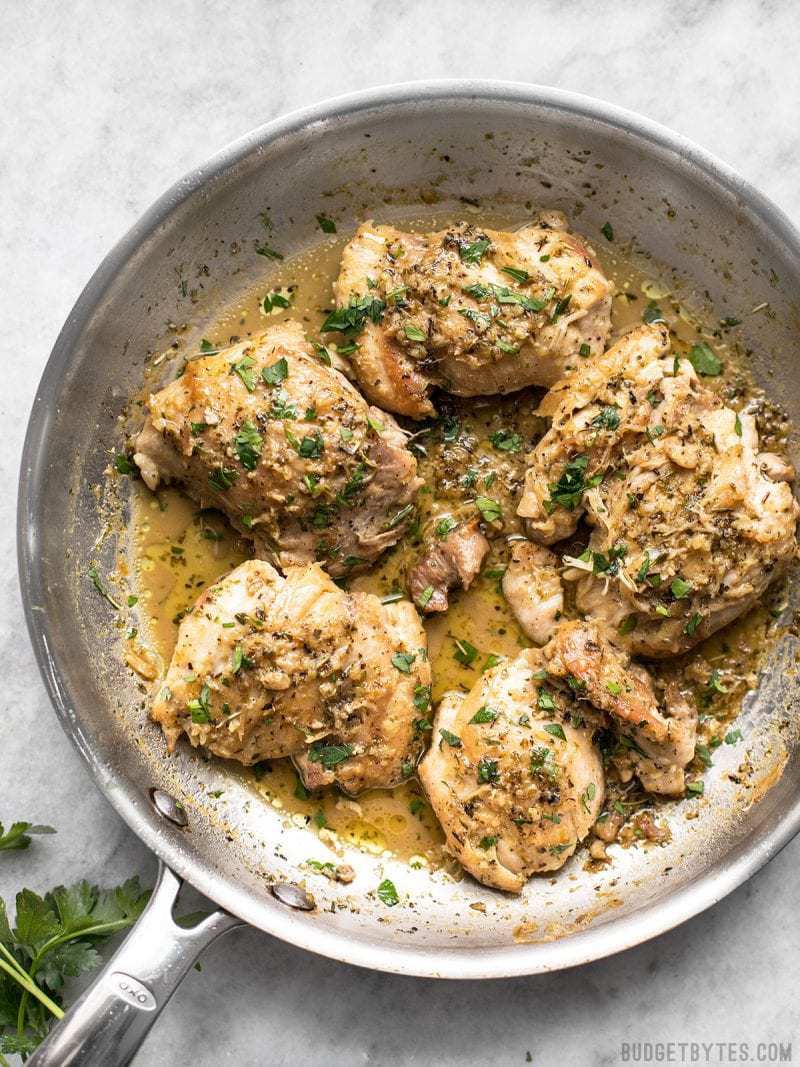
[331,213,612,418]
[408,517,490,613]
[134,322,421,576]
[418,637,605,892]
[519,324,799,656]
[151,560,431,796]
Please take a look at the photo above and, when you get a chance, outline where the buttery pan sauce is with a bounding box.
[130,213,783,867]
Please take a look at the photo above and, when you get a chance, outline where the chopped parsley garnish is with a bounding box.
[545,454,602,511]
[683,613,703,636]
[416,586,434,609]
[440,415,461,443]
[490,429,523,452]
[686,780,705,796]
[404,323,427,342]
[453,637,479,666]
[113,452,136,475]
[262,357,289,386]
[600,222,614,241]
[579,342,591,357]
[476,757,499,784]
[721,316,742,327]
[384,503,415,530]
[187,683,212,724]
[231,355,257,392]
[459,237,491,264]
[377,879,399,907]
[642,300,664,324]
[255,243,283,260]
[87,566,121,610]
[537,690,556,711]
[308,742,354,767]
[734,413,743,437]
[606,681,622,696]
[618,614,637,636]
[688,342,723,377]
[469,705,497,725]
[208,466,238,491]
[316,214,337,233]
[590,405,620,431]
[413,685,432,712]
[501,266,530,284]
[262,290,291,313]
[439,728,462,748]
[725,728,743,745]
[670,577,692,599]
[231,644,255,674]
[286,429,324,459]
[435,516,458,539]
[543,723,566,741]
[391,652,416,674]
[708,670,728,695]
[234,421,262,471]
[268,390,297,420]
[475,496,502,522]
[321,295,386,336]
[550,294,572,322]
[581,782,597,813]
[479,835,498,849]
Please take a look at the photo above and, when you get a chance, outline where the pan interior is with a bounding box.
[20,86,800,977]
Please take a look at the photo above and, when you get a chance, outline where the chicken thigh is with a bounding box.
[134,322,421,576]
[502,541,564,644]
[544,622,697,796]
[418,637,605,892]
[518,324,799,656]
[330,213,612,419]
[151,559,430,795]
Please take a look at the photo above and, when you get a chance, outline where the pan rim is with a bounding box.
[17,78,800,979]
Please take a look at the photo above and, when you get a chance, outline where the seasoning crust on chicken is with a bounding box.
[134,321,421,576]
[544,622,697,796]
[518,324,799,656]
[151,559,431,795]
[418,640,605,892]
[330,213,612,419]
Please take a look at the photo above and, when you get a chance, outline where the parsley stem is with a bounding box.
[0,952,64,1020]
[0,1051,11,1067]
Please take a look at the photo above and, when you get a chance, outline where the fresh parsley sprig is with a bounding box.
[0,826,150,1059]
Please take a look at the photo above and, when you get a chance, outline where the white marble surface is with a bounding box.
[3,2,800,1064]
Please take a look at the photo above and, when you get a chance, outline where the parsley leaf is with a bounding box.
[307,742,354,767]
[0,822,55,854]
[459,237,491,264]
[688,342,723,377]
[234,421,262,471]
[475,496,502,522]
[262,357,289,386]
[490,429,523,453]
[377,879,399,907]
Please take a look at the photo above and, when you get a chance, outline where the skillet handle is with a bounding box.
[27,862,243,1067]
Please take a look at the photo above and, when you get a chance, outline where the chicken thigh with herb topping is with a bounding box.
[418,636,604,892]
[134,321,421,576]
[544,622,697,796]
[329,213,612,419]
[151,559,431,795]
[518,323,799,656]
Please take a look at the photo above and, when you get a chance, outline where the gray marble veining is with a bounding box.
[2,1,799,1064]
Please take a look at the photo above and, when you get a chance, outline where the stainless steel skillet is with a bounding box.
[17,81,800,1065]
